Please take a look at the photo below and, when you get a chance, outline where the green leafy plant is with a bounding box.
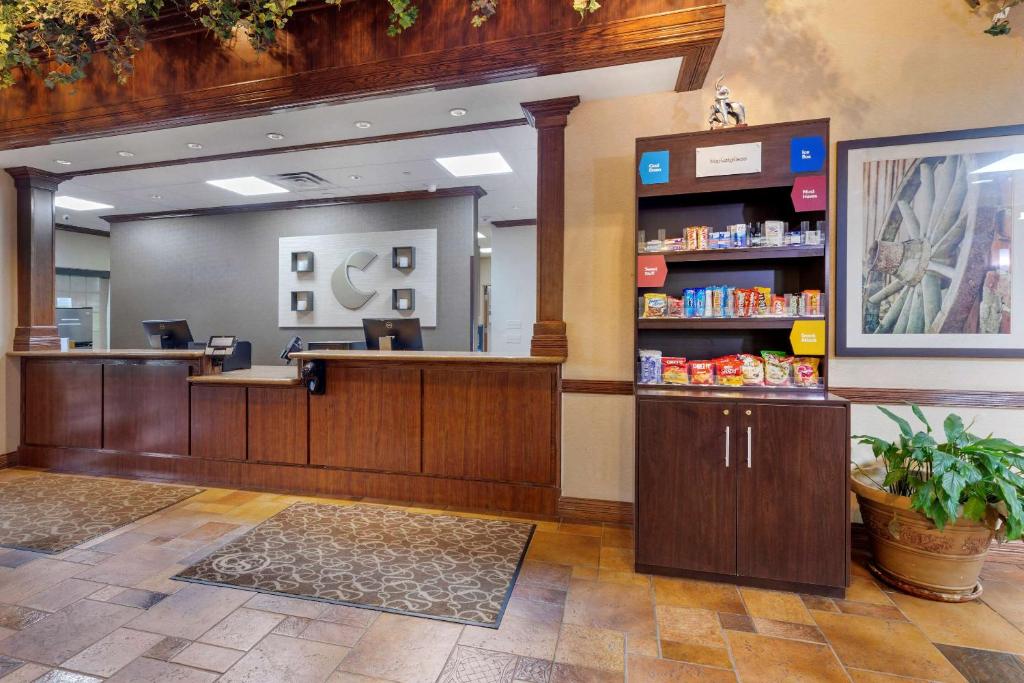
[0,0,601,90]
[854,405,1024,541]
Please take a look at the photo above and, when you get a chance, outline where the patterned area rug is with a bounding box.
[175,503,535,628]
[0,474,203,554]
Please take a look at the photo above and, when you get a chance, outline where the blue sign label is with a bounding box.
[790,136,825,173]
[639,151,670,185]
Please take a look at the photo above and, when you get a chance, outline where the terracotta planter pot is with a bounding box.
[851,477,993,602]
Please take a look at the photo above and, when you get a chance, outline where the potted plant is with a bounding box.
[852,405,1024,602]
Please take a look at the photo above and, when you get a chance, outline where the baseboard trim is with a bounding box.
[558,496,634,525]
[561,380,634,396]
[830,387,1024,409]
[0,452,13,469]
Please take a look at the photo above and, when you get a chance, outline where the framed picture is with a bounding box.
[837,124,1024,357]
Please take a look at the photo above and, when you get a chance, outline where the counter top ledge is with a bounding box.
[8,348,206,359]
[189,365,301,386]
[289,350,565,364]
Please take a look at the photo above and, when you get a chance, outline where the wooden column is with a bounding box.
[521,96,579,358]
[7,167,62,351]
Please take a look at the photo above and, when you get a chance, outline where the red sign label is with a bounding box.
[791,175,827,212]
[637,255,667,288]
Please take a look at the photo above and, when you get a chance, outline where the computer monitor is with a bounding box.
[362,318,423,351]
[142,320,194,349]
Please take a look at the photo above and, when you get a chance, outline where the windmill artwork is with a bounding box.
[837,127,1023,357]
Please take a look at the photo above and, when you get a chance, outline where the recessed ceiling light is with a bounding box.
[971,153,1024,174]
[349,175,362,181]
[354,121,372,129]
[117,151,134,158]
[186,143,203,150]
[449,107,468,117]
[54,159,72,166]
[402,171,412,176]
[266,133,285,141]
[435,152,513,177]
[150,194,163,200]
[480,247,493,254]
[54,196,114,211]
[206,176,289,196]
[477,231,486,239]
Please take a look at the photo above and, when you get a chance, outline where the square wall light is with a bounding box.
[435,152,512,177]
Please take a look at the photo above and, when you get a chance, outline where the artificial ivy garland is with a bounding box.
[967,0,1023,35]
[0,0,601,90]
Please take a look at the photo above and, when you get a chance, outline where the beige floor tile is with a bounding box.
[326,672,397,683]
[338,613,462,683]
[549,662,623,682]
[845,577,896,606]
[601,527,633,549]
[751,617,826,643]
[0,558,84,604]
[626,634,659,657]
[527,532,602,568]
[726,631,847,682]
[659,640,733,669]
[219,634,348,683]
[197,606,284,650]
[834,599,907,621]
[171,642,246,673]
[740,588,815,625]
[558,523,604,537]
[846,669,935,683]
[61,627,165,677]
[437,645,518,683]
[597,570,650,587]
[0,662,52,683]
[459,596,562,660]
[980,562,1024,582]
[981,578,1024,631]
[179,521,241,543]
[599,547,634,573]
[127,583,251,640]
[0,599,141,666]
[563,579,655,637]
[272,615,313,637]
[626,654,736,682]
[318,604,378,628]
[652,577,745,614]
[655,606,725,648]
[244,593,328,619]
[813,610,967,682]
[77,544,191,587]
[106,656,219,682]
[300,619,365,647]
[570,565,599,581]
[518,560,573,590]
[554,623,625,672]
[890,592,1024,655]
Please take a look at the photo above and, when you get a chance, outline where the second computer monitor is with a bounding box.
[362,318,423,351]
[142,319,193,349]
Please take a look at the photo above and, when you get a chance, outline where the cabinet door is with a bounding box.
[737,404,848,588]
[636,399,737,575]
[104,362,190,455]
[249,386,308,465]
[190,385,247,460]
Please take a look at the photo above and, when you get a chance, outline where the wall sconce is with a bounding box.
[291,251,315,273]
[392,288,415,312]
[392,246,416,270]
[291,291,314,312]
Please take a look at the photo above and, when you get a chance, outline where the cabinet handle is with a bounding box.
[747,426,752,468]
[725,426,730,467]
[745,409,751,416]
[723,409,730,416]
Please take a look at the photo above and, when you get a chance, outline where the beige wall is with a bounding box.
[1,176,17,454]
[55,230,111,272]
[561,0,1024,501]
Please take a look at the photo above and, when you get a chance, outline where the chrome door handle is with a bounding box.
[725,426,730,467]
[746,426,752,468]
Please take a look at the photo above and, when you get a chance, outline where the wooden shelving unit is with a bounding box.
[632,119,851,598]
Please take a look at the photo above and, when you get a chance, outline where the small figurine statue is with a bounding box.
[708,76,747,129]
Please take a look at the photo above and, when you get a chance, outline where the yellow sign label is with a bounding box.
[790,320,826,355]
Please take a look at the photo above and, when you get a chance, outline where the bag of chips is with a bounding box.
[739,354,764,386]
[715,356,744,386]
[793,357,821,387]
[638,349,662,384]
[761,350,793,386]
[667,296,683,318]
[662,357,689,385]
[643,293,668,318]
[689,360,715,385]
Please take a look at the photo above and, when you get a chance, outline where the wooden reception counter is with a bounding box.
[10,349,564,515]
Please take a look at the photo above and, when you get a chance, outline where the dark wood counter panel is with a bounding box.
[14,351,561,515]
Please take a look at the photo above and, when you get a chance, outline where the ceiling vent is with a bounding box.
[269,172,335,191]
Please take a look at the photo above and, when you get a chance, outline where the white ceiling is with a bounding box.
[8,57,684,240]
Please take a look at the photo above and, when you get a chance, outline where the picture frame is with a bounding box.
[836,124,1024,357]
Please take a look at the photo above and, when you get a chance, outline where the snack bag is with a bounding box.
[643,293,668,318]
[793,357,821,387]
[661,357,689,385]
[638,349,663,384]
[802,290,822,317]
[716,357,744,386]
[695,288,707,318]
[689,360,715,385]
[667,296,683,318]
[739,354,764,386]
[754,287,772,317]
[683,289,697,318]
[771,295,787,316]
[761,350,793,386]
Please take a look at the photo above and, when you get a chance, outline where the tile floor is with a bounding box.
[0,468,1023,682]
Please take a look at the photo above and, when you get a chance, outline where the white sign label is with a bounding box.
[695,142,762,177]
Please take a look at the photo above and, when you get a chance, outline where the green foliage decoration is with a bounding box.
[854,405,1024,542]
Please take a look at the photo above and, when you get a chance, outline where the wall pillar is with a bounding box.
[521,96,580,358]
[6,167,63,351]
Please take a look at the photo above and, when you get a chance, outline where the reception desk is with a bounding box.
[11,349,563,515]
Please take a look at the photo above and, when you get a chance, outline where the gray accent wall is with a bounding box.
[110,195,475,363]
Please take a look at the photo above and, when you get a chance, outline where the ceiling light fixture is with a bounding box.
[349,175,362,181]
[435,152,513,177]
[480,247,493,254]
[54,196,114,211]
[150,194,163,200]
[971,153,1024,174]
[449,107,468,117]
[477,232,486,239]
[117,151,135,158]
[206,176,289,196]
[54,159,72,166]
[186,143,203,150]
[266,133,285,141]
[354,121,372,129]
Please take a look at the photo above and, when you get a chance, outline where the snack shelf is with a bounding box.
[638,381,823,393]
[638,316,824,330]
[635,385,839,404]
[639,245,825,263]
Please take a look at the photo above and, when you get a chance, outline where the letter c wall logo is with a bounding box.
[331,249,378,310]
